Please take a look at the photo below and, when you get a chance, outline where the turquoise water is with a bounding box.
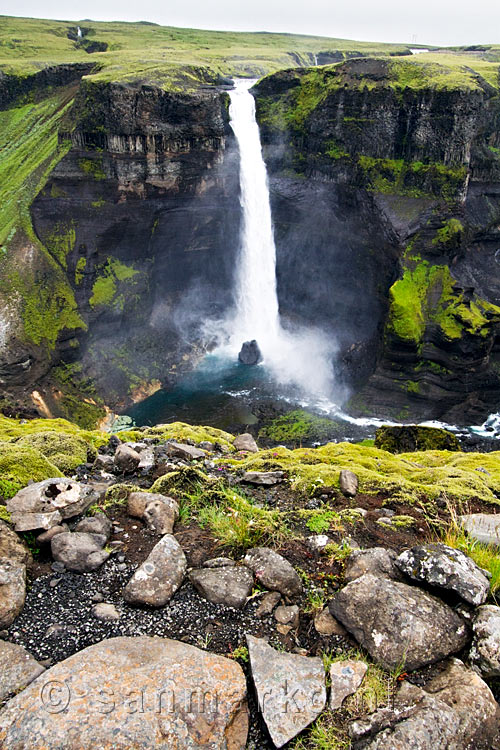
[126,355,273,430]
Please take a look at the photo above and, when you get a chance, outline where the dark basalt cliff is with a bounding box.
[253,59,500,423]
[0,73,240,422]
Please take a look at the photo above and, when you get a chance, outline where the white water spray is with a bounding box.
[222,79,337,399]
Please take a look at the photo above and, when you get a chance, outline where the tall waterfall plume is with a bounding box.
[224,78,337,400]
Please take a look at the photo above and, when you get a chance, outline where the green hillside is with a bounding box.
[0,15,412,81]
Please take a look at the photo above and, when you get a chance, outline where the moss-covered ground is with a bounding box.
[1,415,499,511]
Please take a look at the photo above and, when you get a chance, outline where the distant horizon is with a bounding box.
[1,1,499,49]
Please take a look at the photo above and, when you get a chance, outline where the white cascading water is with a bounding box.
[224,78,337,399]
[227,78,281,349]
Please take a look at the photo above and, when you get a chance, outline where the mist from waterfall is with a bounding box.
[218,78,338,401]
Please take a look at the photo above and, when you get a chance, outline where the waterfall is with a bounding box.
[224,79,338,400]
[228,79,281,348]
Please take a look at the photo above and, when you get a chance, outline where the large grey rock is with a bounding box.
[123,534,186,606]
[0,560,26,628]
[339,470,359,498]
[93,453,114,472]
[0,636,248,749]
[329,659,367,710]
[0,519,31,565]
[143,496,179,535]
[189,566,254,609]
[344,547,402,583]
[460,513,500,546]
[329,573,469,671]
[246,635,326,748]
[242,471,285,486]
[127,492,179,534]
[395,543,490,606]
[165,441,205,461]
[233,433,259,452]
[74,513,112,541]
[470,604,500,677]
[113,444,141,473]
[0,641,45,703]
[238,340,262,365]
[243,547,302,597]
[51,532,110,573]
[6,479,101,531]
[350,659,499,750]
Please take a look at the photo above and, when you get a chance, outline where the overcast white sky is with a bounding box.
[1,0,499,48]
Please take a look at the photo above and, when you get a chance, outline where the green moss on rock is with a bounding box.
[150,465,217,497]
[258,409,342,446]
[14,431,96,473]
[387,260,500,344]
[0,442,63,499]
[374,425,460,453]
[89,257,140,309]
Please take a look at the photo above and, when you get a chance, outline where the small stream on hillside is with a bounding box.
[127,79,500,444]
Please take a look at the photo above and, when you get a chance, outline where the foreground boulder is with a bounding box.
[329,573,469,670]
[395,543,490,606]
[165,441,205,461]
[7,479,101,532]
[339,470,359,498]
[246,635,326,748]
[470,604,500,677]
[350,659,499,750]
[113,444,141,473]
[329,659,367,710]
[74,513,112,540]
[243,547,302,597]
[123,535,186,606]
[51,531,110,573]
[189,565,254,609]
[0,636,248,749]
[0,641,45,702]
[0,560,26,628]
[0,519,31,565]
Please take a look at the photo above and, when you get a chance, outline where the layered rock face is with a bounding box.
[0,72,240,418]
[30,80,240,409]
[254,59,500,422]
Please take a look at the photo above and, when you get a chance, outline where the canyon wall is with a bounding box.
[0,72,240,423]
[254,59,500,422]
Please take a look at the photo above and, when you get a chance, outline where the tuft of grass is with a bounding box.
[293,648,394,750]
[197,485,289,551]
